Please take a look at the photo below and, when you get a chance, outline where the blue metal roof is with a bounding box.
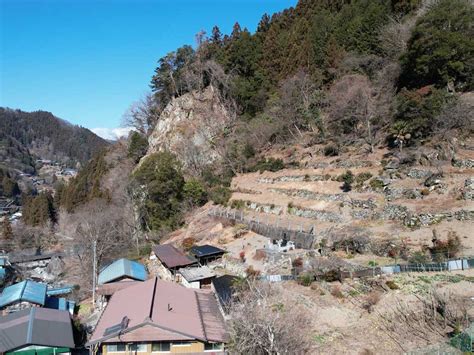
[46,285,74,296]
[98,258,148,285]
[0,280,47,308]
[0,268,6,280]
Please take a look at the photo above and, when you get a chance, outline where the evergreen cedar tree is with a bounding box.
[131,152,186,231]
[149,0,472,130]
[22,191,56,227]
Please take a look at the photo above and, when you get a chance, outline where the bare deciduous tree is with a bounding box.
[379,288,470,351]
[68,200,133,292]
[122,93,160,136]
[228,280,313,354]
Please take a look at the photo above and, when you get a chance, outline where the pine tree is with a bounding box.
[211,26,222,44]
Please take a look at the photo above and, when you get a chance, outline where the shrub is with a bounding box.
[182,237,196,251]
[245,266,261,278]
[209,186,231,206]
[230,199,245,210]
[250,158,285,173]
[330,284,344,299]
[430,231,462,261]
[363,291,381,313]
[385,280,399,290]
[408,251,430,264]
[183,179,208,207]
[368,260,378,267]
[292,257,303,268]
[369,178,384,191]
[298,272,314,287]
[324,144,339,156]
[356,172,373,186]
[338,170,354,192]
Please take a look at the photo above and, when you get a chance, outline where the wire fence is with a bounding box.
[208,206,317,249]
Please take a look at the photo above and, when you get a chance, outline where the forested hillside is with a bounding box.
[66,0,473,237]
[0,108,108,168]
[141,0,473,172]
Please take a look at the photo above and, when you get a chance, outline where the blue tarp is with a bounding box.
[98,258,147,284]
[0,280,47,308]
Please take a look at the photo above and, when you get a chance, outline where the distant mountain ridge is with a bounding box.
[0,107,108,171]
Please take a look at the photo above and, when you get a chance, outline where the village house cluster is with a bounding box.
[0,243,232,354]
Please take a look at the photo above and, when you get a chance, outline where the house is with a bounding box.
[0,280,76,315]
[98,258,148,285]
[0,280,47,312]
[0,308,75,354]
[97,259,148,305]
[87,277,227,354]
[177,266,215,289]
[151,244,197,279]
[212,275,239,314]
[190,245,226,265]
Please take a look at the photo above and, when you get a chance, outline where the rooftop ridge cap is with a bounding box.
[149,277,158,320]
[26,307,36,344]
[19,280,29,301]
[194,291,207,341]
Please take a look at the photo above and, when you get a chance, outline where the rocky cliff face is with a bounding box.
[146,86,231,172]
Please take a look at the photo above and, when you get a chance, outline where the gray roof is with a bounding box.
[178,266,215,282]
[0,308,75,352]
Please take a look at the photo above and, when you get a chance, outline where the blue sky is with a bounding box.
[0,0,296,139]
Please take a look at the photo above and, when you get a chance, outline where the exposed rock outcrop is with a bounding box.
[146,86,231,172]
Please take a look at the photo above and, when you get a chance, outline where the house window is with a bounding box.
[129,343,147,352]
[106,343,126,352]
[151,342,171,352]
[204,343,223,351]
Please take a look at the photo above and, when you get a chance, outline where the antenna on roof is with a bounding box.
[168,303,173,312]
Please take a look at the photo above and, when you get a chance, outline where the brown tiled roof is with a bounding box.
[88,278,227,345]
[153,244,197,269]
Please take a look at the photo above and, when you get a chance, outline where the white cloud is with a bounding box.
[92,127,135,141]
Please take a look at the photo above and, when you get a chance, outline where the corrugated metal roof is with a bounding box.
[178,266,215,282]
[190,245,226,258]
[98,258,147,285]
[0,280,47,308]
[0,308,75,352]
[88,278,227,346]
[153,244,197,269]
[46,286,74,296]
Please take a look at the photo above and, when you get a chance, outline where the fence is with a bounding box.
[340,256,474,280]
[208,206,317,249]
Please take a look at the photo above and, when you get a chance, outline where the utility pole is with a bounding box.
[92,240,97,308]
